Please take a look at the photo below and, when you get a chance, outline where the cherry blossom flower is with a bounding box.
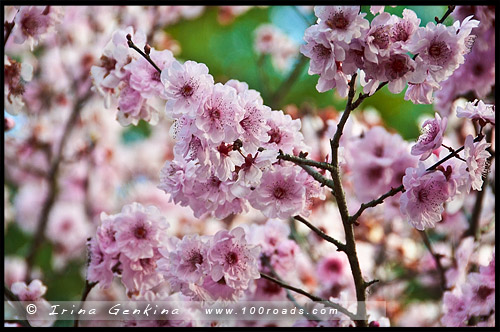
[249,164,305,219]
[86,237,116,289]
[364,12,393,63]
[237,89,272,154]
[110,202,170,261]
[207,227,261,290]
[263,110,306,154]
[127,49,175,99]
[12,6,59,50]
[11,279,47,301]
[462,272,495,316]
[463,135,491,192]
[456,100,495,126]
[411,113,448,160]
[400,162,452,230]
[161,60,214,117]
[314,6,369,44]
[300,24,346,77]
[404,75,441,104]
[389,9,421,52]
[230,150,277,198]
[195,83,245,145]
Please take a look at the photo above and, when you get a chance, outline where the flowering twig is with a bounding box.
[418,230,448,292]
[463,129,494,241]
[294,215,346,251]
[349,134,486,225]
[277,151,334,172]
[259,273,357,321]
[73,280,97,327]
[126,34,161,73]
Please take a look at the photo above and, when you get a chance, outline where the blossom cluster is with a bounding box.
[400,100,493,230]
[441,252,495,326]
[300,6,479,104]
[157,55,325,220]
[87,202,262,301]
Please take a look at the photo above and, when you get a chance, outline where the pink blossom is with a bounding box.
[237,89,272,154]
[230,150,277,198]
[389,9,421,52]
[109,202,170,261]
[456,100,495,126]
[314,6,369,44]
[382,52,425,94]
[316,65,350,97]
[117,78,159,126]
[463,135,491,192]
[316,253,349,286]
[400,163,452,230]
[157,234,210,285]
[404,75,441,104]
[406,17,479,83]
[161,60,214,117]
[120,250,165,297]
[207,227,261,290]
[462,272,495,317]
[249,164,305,219]
[411,113,448,160]
[370,6,385,15]
[12,6,54,49]
[263,110,306,154]
[11,279,47,301]
[364,12,392,63]
[195,83,245,145]
[208,142,240,181]
[127,49,175,99]
[300,24,346,77]
[86,237,116,289]
[441,290,469,327]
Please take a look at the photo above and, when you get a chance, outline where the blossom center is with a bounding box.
[208,108,221,120]
[180,84,194,97]
[417,188,428,202]
[372,26,391,49]
[151,71,161,82]
[226,251,238,265]
[326,12,349,30]
[273,187,287,199]
[268,128,282,144]
[477,285,493,300]
[313,44,331,59]
[134,225,148,239]
[188,251,204,267]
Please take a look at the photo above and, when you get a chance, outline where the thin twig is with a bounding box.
[126,34,161,73]
[25,88,93,281]
[4,19,16,47]
[418,230,448,292]
[278,151,334,172]
[294,215,346,251]
[435,5,456,24]
[259,273,357,320]
[73,281,97,327]
[261,257,321,321]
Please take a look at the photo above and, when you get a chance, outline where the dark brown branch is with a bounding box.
[435,5,456,24]
[294,215,346,251]
[126,34,161,73]
[418,230,448,292]
[349,185,404,224]
[259,273,357,320]
[73,280,97,327]
[4,20,15,47]
[278,151,334,172]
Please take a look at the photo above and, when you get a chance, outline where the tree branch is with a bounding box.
[126,34,161,73]
[294,215,346,251]
[270,55,309,109]
[259,273,357,321]
[418,230,448,292]
[73,280,97,327]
